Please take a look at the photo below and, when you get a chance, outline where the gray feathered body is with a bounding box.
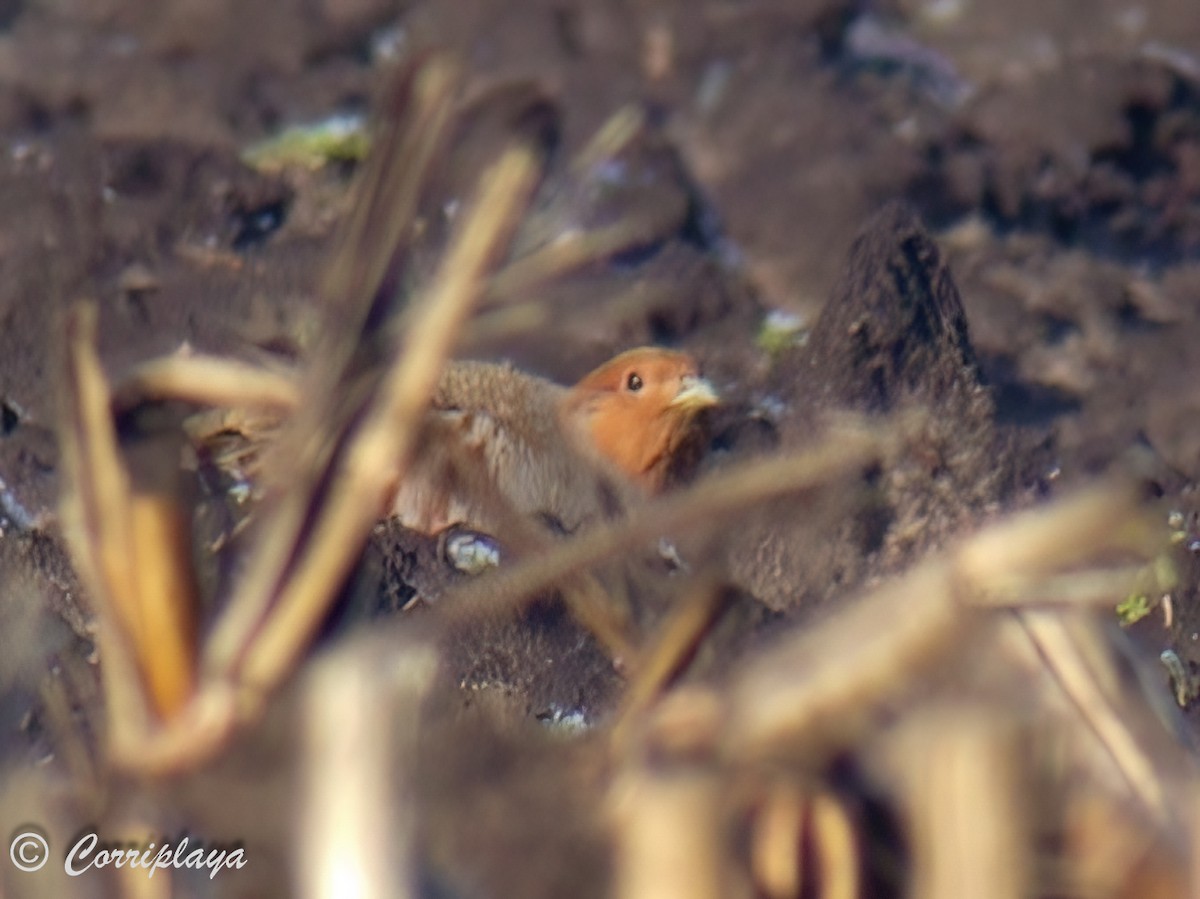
[389,360,631,537]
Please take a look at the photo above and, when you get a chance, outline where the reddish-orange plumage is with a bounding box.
[562,347,718,494]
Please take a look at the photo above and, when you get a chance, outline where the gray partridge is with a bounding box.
[390,347,718,538]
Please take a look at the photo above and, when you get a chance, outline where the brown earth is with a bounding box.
[2,1,1200,896]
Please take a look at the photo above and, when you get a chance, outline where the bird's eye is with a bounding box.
[626,372,643,392]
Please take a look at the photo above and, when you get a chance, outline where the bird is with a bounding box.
[389,347,718,541]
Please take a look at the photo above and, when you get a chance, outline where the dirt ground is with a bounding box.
[2,0,1200,896]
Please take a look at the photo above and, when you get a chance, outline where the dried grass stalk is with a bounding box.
[807,791,861,899]
[559,572,639,667]
[113,353,300,414]
[954,481,1159,604]
[297,638,438,899]
[232,141,542,692]
[611,766,731,899]
[746,781,861,899]
[724,483,1159,769]
[127,494,198,716]
[726,557,964,764]
[486,106,654,303]
[442,418,889,622]
[202,56,465,679]
[1016,610,1167,818]
[750,780,807,899]
[611,575,727,752]
[59,304,199,746]
[893,708,1031,899]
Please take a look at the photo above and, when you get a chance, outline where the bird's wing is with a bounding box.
[388,360,638,536]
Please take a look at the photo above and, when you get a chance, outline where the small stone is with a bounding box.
[443,530,502,576]
[118,263,160,294]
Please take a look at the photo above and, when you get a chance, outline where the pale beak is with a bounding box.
[669,375,719,410]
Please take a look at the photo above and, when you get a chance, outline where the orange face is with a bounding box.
[563,347,718,492]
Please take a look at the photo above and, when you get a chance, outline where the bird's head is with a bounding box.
[563,347,718,492]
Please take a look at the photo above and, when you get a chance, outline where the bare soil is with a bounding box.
[3,1,1200,896]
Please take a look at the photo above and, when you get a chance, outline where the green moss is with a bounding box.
[1115,593,1151,627]
[242,113,370,172]
[756,310,808,358]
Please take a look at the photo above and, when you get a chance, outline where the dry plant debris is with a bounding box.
[56,54,555,775]
[10,49,1198,899]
